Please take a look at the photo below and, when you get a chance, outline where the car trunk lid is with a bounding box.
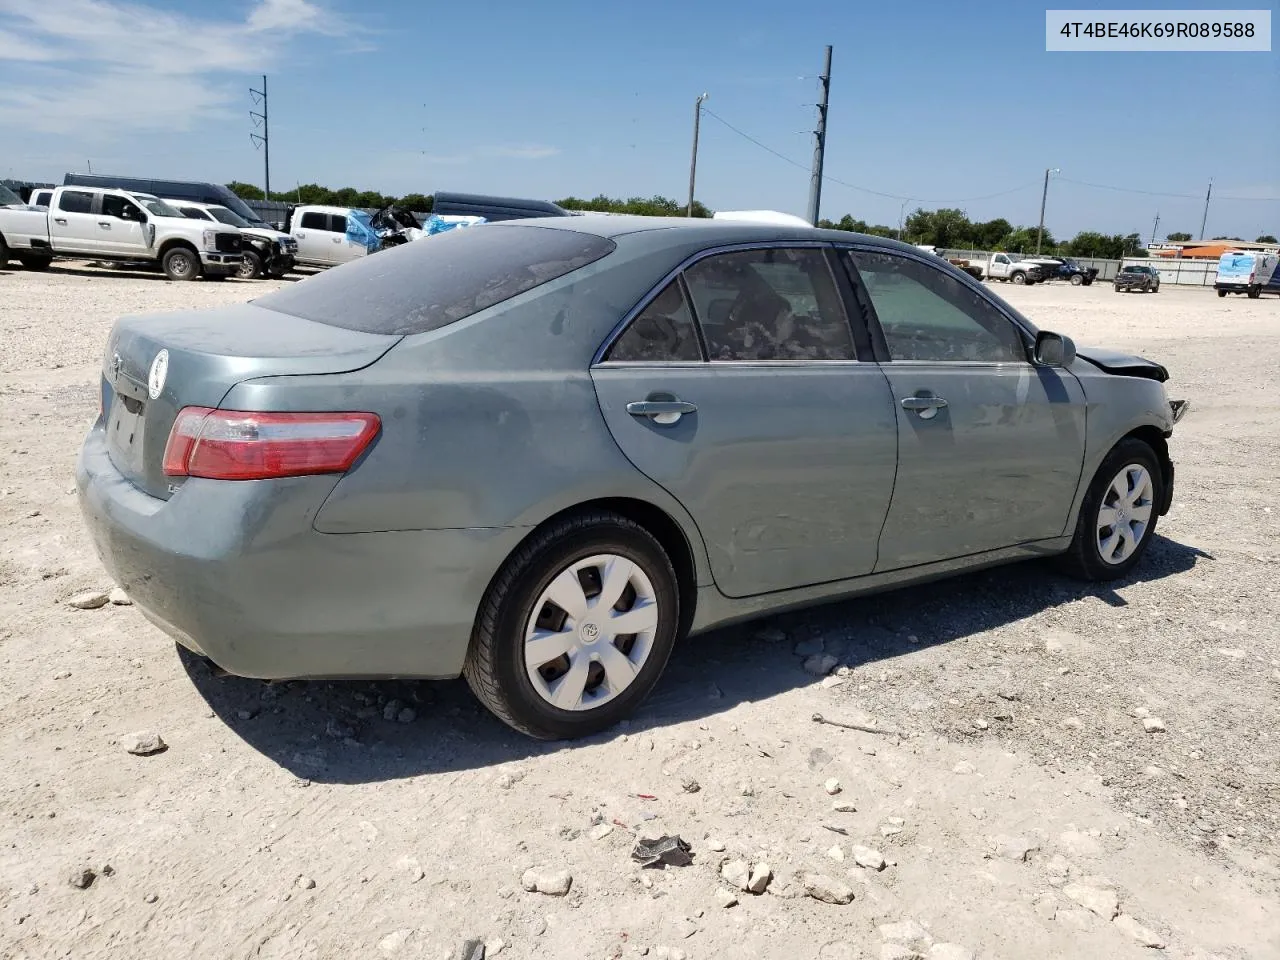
[101,303,400,499]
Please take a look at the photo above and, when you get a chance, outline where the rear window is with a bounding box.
[256,224,616,335]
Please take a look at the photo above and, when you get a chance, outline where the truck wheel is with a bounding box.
[162,247,201,281]
[1070,274,1083,286]
[1011,271,1026,285]
[0,235,9,266]
[236,252,262,280]
[1217,289,1227,298]
[1247,286,1261,299]
[18,255,52,272]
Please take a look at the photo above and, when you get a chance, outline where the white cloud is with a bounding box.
[0,0,365,134]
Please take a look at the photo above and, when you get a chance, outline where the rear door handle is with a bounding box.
[626,399,697,425]
[901,395,948,420]
[99,222,111,228]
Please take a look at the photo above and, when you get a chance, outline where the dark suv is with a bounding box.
[1114,263,1161,293]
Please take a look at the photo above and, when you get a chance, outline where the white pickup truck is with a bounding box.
[983,252,1043,284]
[0,185,242,280]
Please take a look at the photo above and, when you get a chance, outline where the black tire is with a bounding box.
[1247,286,1261,299]
[162,246,201,281]
[1057,438,1163,581]
[236,251,262,280]
[205,274,227,282]
[1011,271,1027,285]
[19,254,53,271]
[0,234,9,267]
[1070,273,1083,286]
[464,510,681,740]
[1217,289,1227,298]
[1152,284,1159,293]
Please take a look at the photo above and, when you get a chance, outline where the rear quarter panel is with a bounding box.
[220,241,717,584]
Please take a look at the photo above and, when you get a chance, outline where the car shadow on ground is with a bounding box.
[182,534,1208,785]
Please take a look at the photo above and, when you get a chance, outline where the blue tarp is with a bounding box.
[345,210,381,253]
[425,213,487,236]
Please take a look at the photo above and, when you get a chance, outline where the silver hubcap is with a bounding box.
[1096,464,1154,565]
[523,554,659,711]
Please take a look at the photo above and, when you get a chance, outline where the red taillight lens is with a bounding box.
[162,407,380,480]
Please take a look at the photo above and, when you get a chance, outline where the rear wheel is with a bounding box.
[0,235,9,266]
[1218,289,1227,298]
[1057,438,1163,581]
[236,251,262,280]
[162,247,201,281]
[464,511,680,740]
[19,254,52,271]
[1247,286,1261,299]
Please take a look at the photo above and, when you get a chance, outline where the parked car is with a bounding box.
[287,205,375,267]
[62,173,280,233]
[0,185,241,278]
[1114,263,1161,293]
[77,221,1188,739]
[1051,257,1099,286]
[1214,249,1280,298]
[165,200,296,279]
[982,252,1043,284]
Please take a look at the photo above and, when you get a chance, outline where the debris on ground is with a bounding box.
[811,713,906,737]
[801,873,855,904]
[66,591,109,610]
[67,867,96,889]
[121,731,166,756]
[521,867,572,896]
[632,836,693,869]
[108,587,131,605]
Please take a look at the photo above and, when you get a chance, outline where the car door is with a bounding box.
[292,210,332,264]
[49,189,103,254]
[330,213,368,263]
[97,194,148,256]
[590,245,899,598]
[840,248,1087,571]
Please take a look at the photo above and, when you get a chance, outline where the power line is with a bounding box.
[700,107,1279,206]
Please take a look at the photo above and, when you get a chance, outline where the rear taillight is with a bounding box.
[162,407,380,480]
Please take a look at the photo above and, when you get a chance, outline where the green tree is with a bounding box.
[226,181,265,200]
[397,193,433,212]
[556,194,712,218]
[1256,234,1277,244]
[1000,227,1053,253]
[1165,231,1192,242]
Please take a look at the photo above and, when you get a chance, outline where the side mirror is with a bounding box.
[1034,330,1076,367]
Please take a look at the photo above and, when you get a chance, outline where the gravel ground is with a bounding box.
[0,261,1277,960]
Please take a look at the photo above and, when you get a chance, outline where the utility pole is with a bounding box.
[687,92,708,217]
[1036,167,1059,254]
[1198,179,1212,240]
[1150,211,1160,248]
[898,198,912,241]
[807,44,833,226]
[250,75,270,198]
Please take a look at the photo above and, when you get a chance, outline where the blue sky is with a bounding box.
[2,0,1276,240]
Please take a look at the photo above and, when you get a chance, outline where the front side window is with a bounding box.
[682,248,855,362]
[329,214,350,233]
[605,280,703,362]
[56,190,94,213]
[848,250,1026,363]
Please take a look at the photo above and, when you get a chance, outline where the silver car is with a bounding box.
[77,218,1188,739]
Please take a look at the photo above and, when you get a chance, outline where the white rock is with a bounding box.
[720,859,751,891]
[377,929,412,954]
[804,654,839,676]
[1057,830,1103,858]
[715,888,738,909]
[108,587,132,606]
[1063,882,1119,919]
[1113,914,1165,949]
[121,731,166,756]
[824,777,842,795]
[747,862,772,894]
[296,876,316,890]
[878,919,933,949]
[521,868,572,896]
[67,591,110,610]
[952,761,975,775]
[706,838,726,852]
[994,835,1037,861]
[485,938,506,957]
[802,873,854,904]
[1130,706,1150,719]
[972,718,989,730]
[827,845,845,862]
[928,945,976,960]
[589,823,614,841]
[832,801,857,813]
[1142,718,1167,733]
[851,845,886,870]
[1061,717,1083,730]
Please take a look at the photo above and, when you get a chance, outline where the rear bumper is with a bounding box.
[75,424,529,679]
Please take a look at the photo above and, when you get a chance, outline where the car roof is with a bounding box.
[297,205,355,215]
[486,213,920,252]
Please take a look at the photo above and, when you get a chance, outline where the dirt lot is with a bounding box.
[1,263,1277,960]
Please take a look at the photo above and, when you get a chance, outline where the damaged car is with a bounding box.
[167,200,297,279]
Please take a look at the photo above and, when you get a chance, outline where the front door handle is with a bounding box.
[901,395,948,420]
[626,399,697,426]
[99,222,111,228]
[54,217,67,224]
[332,236,342,243]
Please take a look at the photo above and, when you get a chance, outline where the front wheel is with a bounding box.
[1217,289,1227,298]
[19,254,52,271]
[162,247,201,281]
[464,512,681,740]
[1057,439,1163,581]
[237,251,262,280]
[1247,286,1261,299]
[1011,271,1026,285]
[1070,274,1083,286]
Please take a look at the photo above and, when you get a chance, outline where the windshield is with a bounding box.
[136,196,182,218]
[0,184,22,205]
[207,205,251,228]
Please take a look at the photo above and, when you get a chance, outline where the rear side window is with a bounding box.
[605,280,704,362]
[298,211,329,230]
[256,224,617,335]
[57,191,94,213]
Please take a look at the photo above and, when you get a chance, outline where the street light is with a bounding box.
[1036,167,1060,254]
[687,92,709,218]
